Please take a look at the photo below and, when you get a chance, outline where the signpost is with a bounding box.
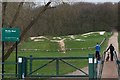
[1,28,20,79]
[1,28,20,42]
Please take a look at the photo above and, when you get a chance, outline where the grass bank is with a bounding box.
[4,31,111,78]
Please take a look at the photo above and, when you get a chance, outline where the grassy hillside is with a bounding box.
[4,31,111,78]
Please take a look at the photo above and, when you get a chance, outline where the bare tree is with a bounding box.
[2,1,52,60]
[2,2,7,27]
[9,2,24,27]
[2,1,118,60]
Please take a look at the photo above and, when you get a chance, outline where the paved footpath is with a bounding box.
[67,31,120,79]
[102,31,119,78]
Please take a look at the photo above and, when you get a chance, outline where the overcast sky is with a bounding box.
[33,0,120,6]
[70,0,119,2]
[1,0,120,2]
[36,0,120,3]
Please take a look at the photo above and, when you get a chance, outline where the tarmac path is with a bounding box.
[101,31,119,78]
[68,31,119,79]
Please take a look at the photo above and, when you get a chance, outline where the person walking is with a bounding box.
[105,44,115,61]
[95,43,100,61]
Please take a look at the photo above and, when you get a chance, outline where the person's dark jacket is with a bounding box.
[107,45,114,52]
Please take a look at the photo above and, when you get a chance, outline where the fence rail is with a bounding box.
[18,38,106,52]
[18,54,97,79]
[113,51,120,79]
[27,55,89,77]
[26,56,89,60]
[0,62,18,78]
[1,54,99,79]
[97,52,106,79]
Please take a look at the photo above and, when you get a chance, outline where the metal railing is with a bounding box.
[0,61,18,78]
[19,38,106,52]
[97,51,120,80]
[0,54,99,79]
[18,54,97,79]
[113,51,120,79]
[97,52,106,80]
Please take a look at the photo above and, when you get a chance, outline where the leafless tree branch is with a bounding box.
[3,2,52,60]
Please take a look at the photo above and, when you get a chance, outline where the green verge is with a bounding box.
[4,32,111,78]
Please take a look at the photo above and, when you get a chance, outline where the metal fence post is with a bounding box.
[94,58,97,79]
[89,54,94,80]
[56,58,59,75]
[30,55,33,75]
[18,57,27,79]
[22,57,27,78]
[18,57,23,79]
[117,60,120,79]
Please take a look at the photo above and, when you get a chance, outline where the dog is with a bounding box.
[106,53,109,61]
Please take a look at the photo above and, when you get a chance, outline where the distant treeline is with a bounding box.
[31,2,118,36]
[5,2,118,36]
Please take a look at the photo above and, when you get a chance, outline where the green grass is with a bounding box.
[19,40,59,50]
[4,31,111,78]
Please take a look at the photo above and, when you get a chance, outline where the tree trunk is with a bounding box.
[3,2,51,60]
[10,2,24,28]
